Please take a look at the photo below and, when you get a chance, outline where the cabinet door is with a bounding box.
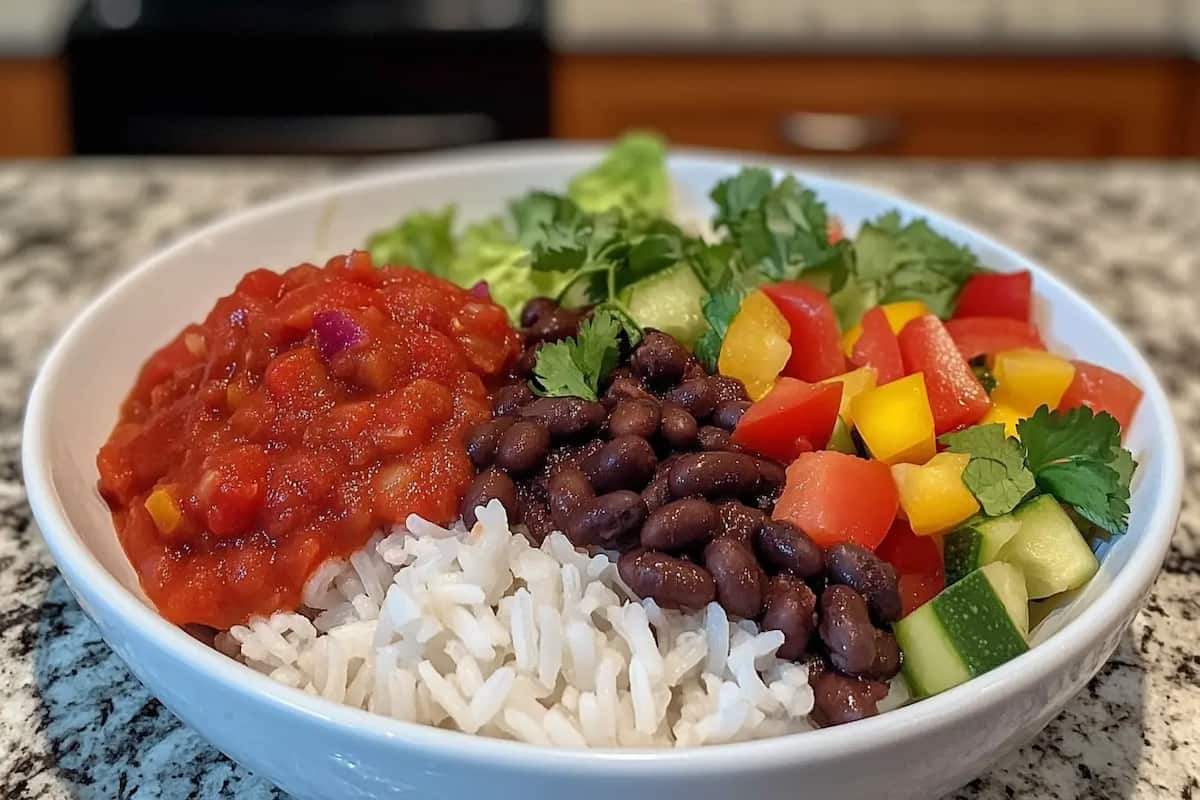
[0,60,70,157]
[553,55,1187,158]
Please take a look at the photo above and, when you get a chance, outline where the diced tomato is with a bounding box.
[761,282,847,382]
[953,271,1033,321]
[848,306,904,384]
[876,520,944,616]
[732,378,843,461]
[897,316,991,434]
[772,451,899,550]
[944,317,1045,362]
[1058,360,1143,434]
[898,573,945,618]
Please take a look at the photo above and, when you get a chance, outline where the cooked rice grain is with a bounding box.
[221,500,818,747]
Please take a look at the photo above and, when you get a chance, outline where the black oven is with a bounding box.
[66,0,550,154]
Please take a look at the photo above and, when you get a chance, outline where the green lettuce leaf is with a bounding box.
[568,132,669,217]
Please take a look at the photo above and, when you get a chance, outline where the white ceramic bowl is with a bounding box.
[23,144,1184,800]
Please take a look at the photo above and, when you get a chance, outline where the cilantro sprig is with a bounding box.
[530,308,631,401]
[940,423,1036,516]
[939,406,1136,533]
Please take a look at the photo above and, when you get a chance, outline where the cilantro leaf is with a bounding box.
[939,424,1036,516]
[710,169,842,284]
[1016,405,1135,533]
[693,287,746,372]
[841,211,980,327]
[530,309,626,400]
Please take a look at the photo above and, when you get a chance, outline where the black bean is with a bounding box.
[703,538,766,619]
[825,544,903,624]
[708,375,750,404]
[494,420,551,475]
[682,359,708,381]
[754,458,787,496]
[617,549,716,610]
[818,585,878,676]
[659,403,699,449]
[809,666,889,727]
[696,425,733,451]
[524,308,583,345]
[641,462,674,514]
[464,417,516,468]
[668,452,760,498]
[519,296,559,328]
[630,331,689,385]
[564,491,647,548]
[761,575,817,660]
[862,630,902,681]
[519,397,607,438]
[461,468,517,528]
[755,519,823,578]
[603,369,657,407]
[581,435,658,493]
[512,345,541,378]
[641,498,720,551]
[518,496,555,545]
[711,399,751,431]
[663,378,716,420]
[715,500,766,547]
[493,383,534,416]
[547,466,595,530]
[608,399,661,439]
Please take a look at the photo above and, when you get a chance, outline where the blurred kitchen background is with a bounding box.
[3,0,1200,159]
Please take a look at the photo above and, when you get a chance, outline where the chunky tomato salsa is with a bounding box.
[97,251,520,628]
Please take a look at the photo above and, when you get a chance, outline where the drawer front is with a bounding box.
[553,55,1186,157]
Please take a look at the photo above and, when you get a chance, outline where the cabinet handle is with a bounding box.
[779,112,900,153]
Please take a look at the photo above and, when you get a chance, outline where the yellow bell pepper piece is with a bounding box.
[849,373,936,465]
[841,301,930,356]
[719,290,792,401]
[821,366,878,425]
[891,452,980,535]
[992,348,1076,415]
[144,487,182,536]
[982,403,1025,439]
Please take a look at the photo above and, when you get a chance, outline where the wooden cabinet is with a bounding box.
[554,55,1191,158]
[0,59,70,157]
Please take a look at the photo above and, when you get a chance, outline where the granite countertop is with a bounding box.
[0,158,1196,799]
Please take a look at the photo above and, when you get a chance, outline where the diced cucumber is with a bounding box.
[943,515,1022,584]
[619,263,708,347]
[1000,495,1099,599]
[895,561,1029,697]
[827,416,857,455]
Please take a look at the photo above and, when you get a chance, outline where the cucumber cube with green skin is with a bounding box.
[999,495,1099,599]
[894,561,1029,698]
[619,263,708,348]
[943,515,1022,584]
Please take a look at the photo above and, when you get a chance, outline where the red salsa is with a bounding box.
[97,251,520,628]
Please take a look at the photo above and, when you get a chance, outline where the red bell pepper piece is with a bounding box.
[897,315,990,435]
[944,317,1045,361]
[875,519,945,616]
[762,282,847,382]
[772,451,899,550]
[849,306,904,384]
[1058,360,1143,434]
[953,271,1033,321]
[732,378,843,462]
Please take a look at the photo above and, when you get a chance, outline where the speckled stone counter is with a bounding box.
[1,159,1196,799]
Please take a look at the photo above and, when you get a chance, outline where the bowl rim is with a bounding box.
[21,142,1185,774]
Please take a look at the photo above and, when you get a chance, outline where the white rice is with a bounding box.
[219,499,826,747]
